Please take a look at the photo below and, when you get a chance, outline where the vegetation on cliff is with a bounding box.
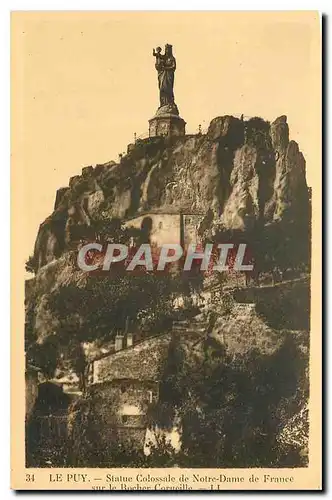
[25,113,311,468]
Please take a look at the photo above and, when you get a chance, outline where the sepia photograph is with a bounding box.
[11,10,322,490]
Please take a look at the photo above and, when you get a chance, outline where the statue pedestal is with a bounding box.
[149,104,186,138]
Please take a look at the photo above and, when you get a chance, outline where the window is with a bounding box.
[122,415,128,424]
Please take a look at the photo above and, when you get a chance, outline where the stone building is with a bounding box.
[88,333,172,451]
[124,210,205,249]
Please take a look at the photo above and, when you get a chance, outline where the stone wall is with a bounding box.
[88,379,159,451]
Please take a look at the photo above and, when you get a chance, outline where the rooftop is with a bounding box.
[92,332,172,384]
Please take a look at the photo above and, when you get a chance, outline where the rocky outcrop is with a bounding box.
[26,111,310,469]
[26,253,88,343]
[31,115,309,271]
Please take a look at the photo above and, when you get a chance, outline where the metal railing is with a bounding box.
[132,114,259,143]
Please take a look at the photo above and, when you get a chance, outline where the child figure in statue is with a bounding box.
[153,46,165,70]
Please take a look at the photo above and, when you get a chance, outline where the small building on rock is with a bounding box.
[87,333,173,452]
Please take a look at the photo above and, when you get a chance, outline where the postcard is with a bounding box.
[11,11,322,490]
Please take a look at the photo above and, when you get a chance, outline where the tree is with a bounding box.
[25,215,200,389]
[154,330,308,468]
[42,270,184,391]
[27,334,59,379]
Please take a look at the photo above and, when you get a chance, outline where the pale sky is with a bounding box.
[11,11,321,257]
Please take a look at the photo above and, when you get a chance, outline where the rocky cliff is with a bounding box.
[26,113,310,468]
[31,114,309,271]
[26,113,311,349]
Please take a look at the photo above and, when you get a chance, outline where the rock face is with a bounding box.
[31,114,309,270]
[26,113,310,468]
